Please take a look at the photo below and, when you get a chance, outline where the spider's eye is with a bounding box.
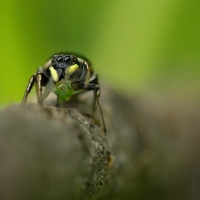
[64,56,70,62]
[56,56,62,62]
[70,55,76,61]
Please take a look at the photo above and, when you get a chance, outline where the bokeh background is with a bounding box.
[0,0,200,106]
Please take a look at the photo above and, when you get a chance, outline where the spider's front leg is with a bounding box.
[35,72,43,105]
[21,75,36,105]
[21,71,46,105]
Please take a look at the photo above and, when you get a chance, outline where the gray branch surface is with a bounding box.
[0,85,200,200]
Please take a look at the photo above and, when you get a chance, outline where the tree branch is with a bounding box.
[0,85,200,200]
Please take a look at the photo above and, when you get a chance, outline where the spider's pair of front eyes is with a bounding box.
[53,55,76,63]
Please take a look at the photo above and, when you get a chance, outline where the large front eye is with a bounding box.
[56,55,62,62]
[64,56,70,62]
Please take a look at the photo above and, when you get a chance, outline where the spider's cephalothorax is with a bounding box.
[22,53,106,134]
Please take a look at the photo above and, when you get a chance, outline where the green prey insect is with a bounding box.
[22,53,106,134]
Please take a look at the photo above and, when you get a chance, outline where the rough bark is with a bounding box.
[0,85,199,200]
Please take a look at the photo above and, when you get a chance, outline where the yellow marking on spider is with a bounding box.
[67,64,79,74]
[49,66,59,82]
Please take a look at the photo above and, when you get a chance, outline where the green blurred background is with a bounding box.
[0,0,200,106]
